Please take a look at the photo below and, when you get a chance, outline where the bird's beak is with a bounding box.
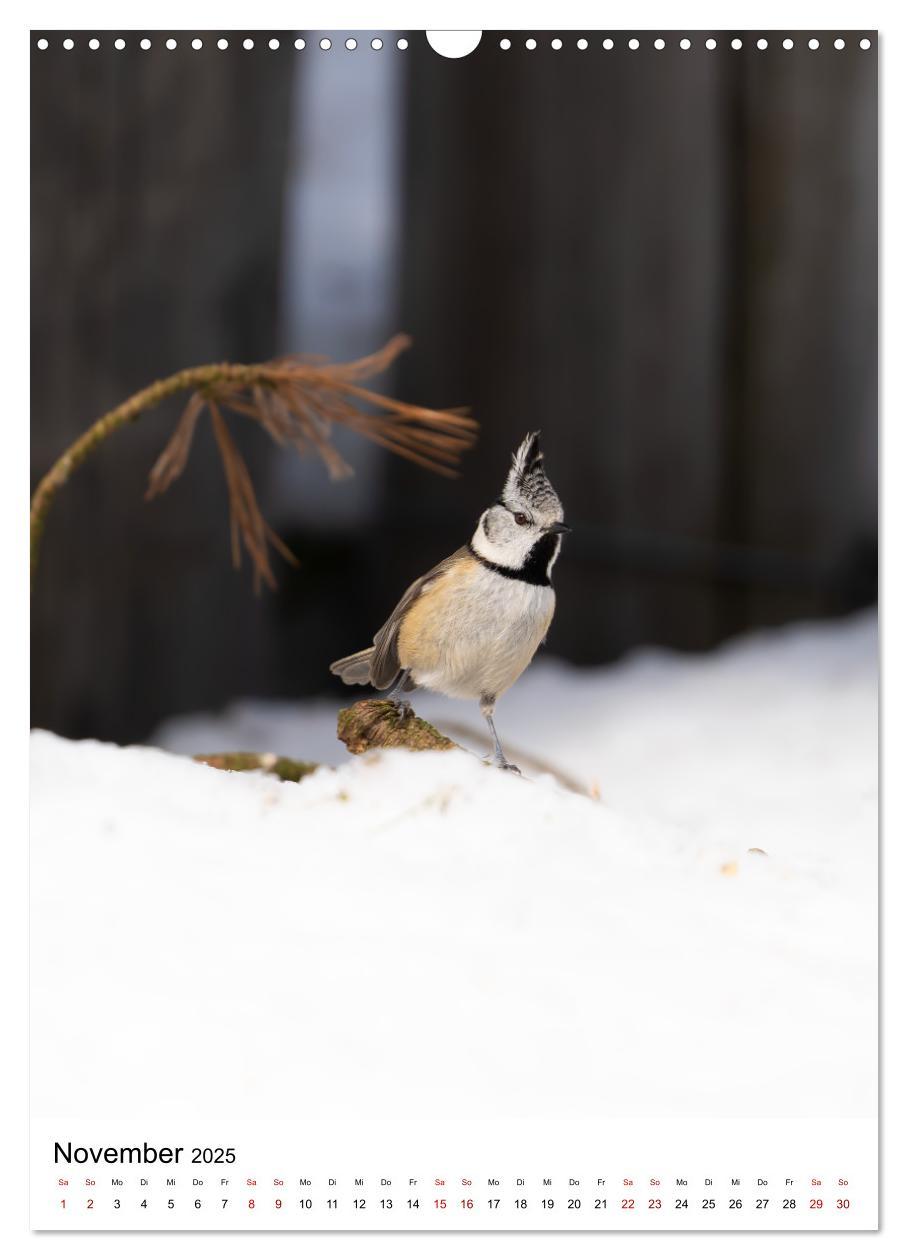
[548,522,571,535]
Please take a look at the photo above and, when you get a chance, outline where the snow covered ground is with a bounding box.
[31,612,877,1144]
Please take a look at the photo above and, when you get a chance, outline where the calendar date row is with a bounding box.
[58,1194,854,1213]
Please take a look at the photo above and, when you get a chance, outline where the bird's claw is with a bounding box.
[485,755,522,775]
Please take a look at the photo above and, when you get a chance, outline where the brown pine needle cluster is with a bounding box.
[30,334,478,590]
[145,334,476,590]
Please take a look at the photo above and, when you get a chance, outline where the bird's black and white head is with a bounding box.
[470,432,569,584]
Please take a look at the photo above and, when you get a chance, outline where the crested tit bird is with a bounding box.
[330,432,569,771]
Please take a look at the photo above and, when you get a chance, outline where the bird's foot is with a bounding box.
[485,754,522,775]
[389,697,414,721]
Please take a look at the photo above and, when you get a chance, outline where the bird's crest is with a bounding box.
[502,431,562,519]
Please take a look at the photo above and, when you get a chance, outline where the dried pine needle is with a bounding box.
[31,335,477,589]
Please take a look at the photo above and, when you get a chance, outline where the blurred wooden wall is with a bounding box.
[31,37,295,742]
[386,34,877,667]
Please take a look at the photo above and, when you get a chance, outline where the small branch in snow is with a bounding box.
[194,752,319,782]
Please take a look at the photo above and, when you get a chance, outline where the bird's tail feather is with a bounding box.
[329,647,375,686]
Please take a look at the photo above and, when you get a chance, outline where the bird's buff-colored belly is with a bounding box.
[397,559,555,701]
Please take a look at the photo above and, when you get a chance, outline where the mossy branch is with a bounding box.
[193,751,319,782]
[190,704,459,785]
[337,700,460,755]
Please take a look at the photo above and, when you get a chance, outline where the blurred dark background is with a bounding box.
[31,31,878,744]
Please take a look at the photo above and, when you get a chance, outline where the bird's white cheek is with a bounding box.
[471,523,526,569]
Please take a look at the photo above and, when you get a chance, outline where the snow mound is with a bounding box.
[31,613,876,1134]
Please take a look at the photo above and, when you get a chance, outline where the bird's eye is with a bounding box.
[513,512,530,527]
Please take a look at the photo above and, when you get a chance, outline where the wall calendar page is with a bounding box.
[29,22,879,1239]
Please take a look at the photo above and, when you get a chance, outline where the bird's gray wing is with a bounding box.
[370,545,471,690]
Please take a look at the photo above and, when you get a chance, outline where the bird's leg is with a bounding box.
[480,695,521,774]
[384,670,414,719]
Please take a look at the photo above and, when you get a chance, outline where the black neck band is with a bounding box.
[469,537,555,588]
